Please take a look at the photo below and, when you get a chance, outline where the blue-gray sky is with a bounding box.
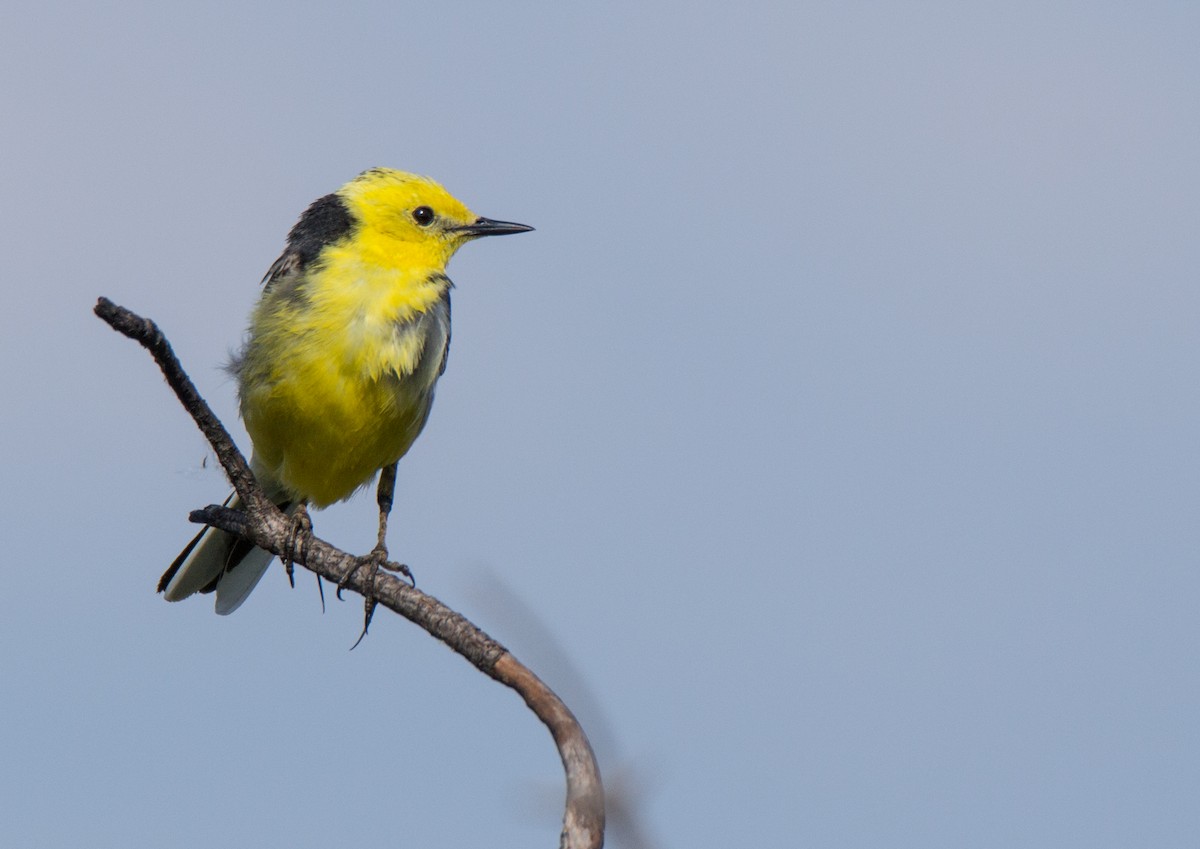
[3,3,1198,847]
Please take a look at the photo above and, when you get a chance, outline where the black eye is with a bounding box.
[412,206,435,226]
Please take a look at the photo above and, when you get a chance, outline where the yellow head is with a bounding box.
[336,168,532,269]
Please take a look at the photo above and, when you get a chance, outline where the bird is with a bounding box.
[158,168,533,614]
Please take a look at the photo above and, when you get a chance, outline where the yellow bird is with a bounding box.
[159,168,533,613]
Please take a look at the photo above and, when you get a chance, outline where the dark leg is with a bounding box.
[372,461,397,560]
[340,463,414,648]
[337,461,395,595]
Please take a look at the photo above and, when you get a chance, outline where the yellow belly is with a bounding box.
[237,262,450,507]
[242,362,433,507]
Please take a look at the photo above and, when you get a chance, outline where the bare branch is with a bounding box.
[95,297,605,849]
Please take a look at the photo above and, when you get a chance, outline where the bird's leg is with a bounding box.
[339,463,415,648]
[371,460,397,562]
[369,463,413,585]
[337,463,397,600]
[282,502,312,589]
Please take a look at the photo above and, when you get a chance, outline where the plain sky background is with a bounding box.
[2,3,1198,847]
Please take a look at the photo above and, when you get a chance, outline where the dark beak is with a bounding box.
[451,216,535,237]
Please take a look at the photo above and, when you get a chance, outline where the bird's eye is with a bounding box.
[412,206,435,226]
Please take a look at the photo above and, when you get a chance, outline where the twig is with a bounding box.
[95,297,605,849]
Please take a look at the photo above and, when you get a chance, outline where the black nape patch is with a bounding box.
[286,193,354,268]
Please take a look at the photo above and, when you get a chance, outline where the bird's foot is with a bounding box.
[336,544,414,597]
[282,504,313,589]
[339,545,414,650]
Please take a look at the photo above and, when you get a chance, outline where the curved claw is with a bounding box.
[336,546,416,646]
[282,504,313,589]
[348,597,377,651]
[338,546,389,644]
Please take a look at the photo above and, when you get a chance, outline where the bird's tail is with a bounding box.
[158,490,288,615]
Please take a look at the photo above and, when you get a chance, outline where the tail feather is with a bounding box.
[157,523,210,595]
[159,491,281,614]
[214,545,276,615]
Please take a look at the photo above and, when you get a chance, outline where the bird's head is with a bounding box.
[338,168,532,268]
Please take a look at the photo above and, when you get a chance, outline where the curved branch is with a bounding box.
[95,297,605,849]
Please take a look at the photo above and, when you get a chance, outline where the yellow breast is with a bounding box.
[237,252,451,507]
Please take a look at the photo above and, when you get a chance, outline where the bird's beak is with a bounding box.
[451,216,535,237]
